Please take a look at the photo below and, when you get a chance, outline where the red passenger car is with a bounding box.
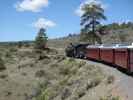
[100,47,115,64]
[129,49,133,72]
[114,48,128,69]
[84,43,133,73]
[86,45,100,60]
[114,45,133,72]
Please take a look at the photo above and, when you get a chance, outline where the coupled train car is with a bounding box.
[65,43,133,73]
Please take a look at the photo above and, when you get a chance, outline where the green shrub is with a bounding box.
[0,57,6,71]
[9,47,17,52]
[34,49,43,54]
[86,77,101,90]
[36,90,49,100]
[55,55,66,63]
[63,58,76,68]
[17,41,23,48]
[59,76,69,86]
[35,81,48,100]
[50,63,59,68]
[78,61,86,68]
[61,87,71,100]
[68,58,76,62]
[35,70,46,78]
[100,95,120,100]
[46,48,58,55]
[0,74,8,79]
[106,75,115,84]
[35,28,48,50]
[5,51,12,58]
[59,67,71,75]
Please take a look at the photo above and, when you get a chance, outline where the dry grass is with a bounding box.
[100,95,121,100]
[35,57,106,100]
[0,43,118,100]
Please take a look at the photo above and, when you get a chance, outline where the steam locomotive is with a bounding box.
[65,43,133,73]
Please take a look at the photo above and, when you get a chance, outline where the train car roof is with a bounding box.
[86,44,101,48]
[86,43,133,49]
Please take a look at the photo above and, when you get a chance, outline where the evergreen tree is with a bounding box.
[35,28,48,49]
[80,1,106,44]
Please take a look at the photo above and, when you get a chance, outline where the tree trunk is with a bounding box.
[92,18,102,44]
[92,18,95,36]
[92,18,95,44]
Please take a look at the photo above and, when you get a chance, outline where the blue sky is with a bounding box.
[0,0,133,42]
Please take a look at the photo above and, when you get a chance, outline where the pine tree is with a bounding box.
[80,1,106,44]
[35,28,48,49]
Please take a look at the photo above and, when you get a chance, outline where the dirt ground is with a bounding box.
[86,61,133,100]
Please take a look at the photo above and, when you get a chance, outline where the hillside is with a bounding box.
[53,27,133,45]
[47,35,80,48]
[102,27,133,44]
[0,41,133,100]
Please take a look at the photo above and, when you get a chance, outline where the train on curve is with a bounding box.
[65,43,133,73]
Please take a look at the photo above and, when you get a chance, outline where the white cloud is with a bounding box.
[15,0,49,12]
[33,18,56,29]
[75,0,107,16]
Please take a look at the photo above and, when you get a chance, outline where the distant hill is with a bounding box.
[47,34,80,48]
[102,27,133,44]
[51,22,133,45]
